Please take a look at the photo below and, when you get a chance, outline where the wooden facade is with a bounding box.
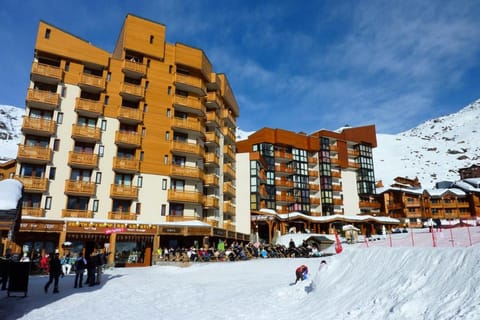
[1,14,246,266]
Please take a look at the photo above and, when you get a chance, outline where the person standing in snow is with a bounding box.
[44,252,63,293]
[294,264,309,284]
[74,253,87,288]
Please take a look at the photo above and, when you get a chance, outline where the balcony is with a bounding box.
[170,165,203,180]
[122,59,147,78]
[115,131,142,148]
[26,89,60,110]
[308,156,317,167]
[79,73,105,92]
[276,193,294,203]
[16,176,48,193]
[22,207,45,217]
[223,200,236,215]
[174,73,207,96]
[62,209,94,218]
[310,184,320,192]
[117,106,143,124]
[171,141,204,158]
[206,91,222,109]
[203,196,219,208]
[310,198,321,205]
[332,184,342,192]
[223,163,235,180]
[31,62,62,84]
[108,211,137,220]
[222,109,236,128]
[120,82,144,100]
[309,169,319,179]
[275,179,294,189]
[331,171,341,178]
[173,94,206,116]
[359,201,381,209]
[348,161,360,169]
[112,157,140,173]
[167,189,203,203]
[223,181,236,197]
[204,174,219,186]
[205,111,220,128]
[275,164,294,176]
[222,127,236,144]
[333,198,343,206]
[17,145,52,164]
[204,152,219,167]
[65,180,96,196]
[75,98,104,117]
[166,216,201,223]
[274,151,293,162]
[348,149,360,157]
[205,131,220,146]
[223,144,235,162]
[171,117,204,135]
[110,184,139,199]
[68,151,99,169]
[21,117,56,136]
[71,124,102,143]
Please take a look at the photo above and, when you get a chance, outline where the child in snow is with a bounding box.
[295,264,309,284]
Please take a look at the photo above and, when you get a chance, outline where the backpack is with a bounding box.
[75,257,86,270]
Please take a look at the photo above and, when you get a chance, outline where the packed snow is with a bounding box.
[1,226,479,320]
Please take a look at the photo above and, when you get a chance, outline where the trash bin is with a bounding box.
[7,261,30,297]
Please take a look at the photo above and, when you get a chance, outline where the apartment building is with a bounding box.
[2,14,245,266]
[236,125,387,243]
[377,178,479,228]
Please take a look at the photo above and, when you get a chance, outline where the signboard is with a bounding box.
[105,227,127,234]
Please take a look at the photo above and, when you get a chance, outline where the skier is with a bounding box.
[294,264,309,284]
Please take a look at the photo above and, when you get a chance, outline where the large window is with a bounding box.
[67,196,89,210]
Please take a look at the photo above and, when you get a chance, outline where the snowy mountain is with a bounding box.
[2,100,480,188]
[237,99,480,188]
[0,104,23,162]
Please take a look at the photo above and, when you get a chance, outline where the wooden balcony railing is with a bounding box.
[203,196,219,208]
[79,73,105,90]
[171,141,203,157]
[204,152,219,165]
[31,61,63,80]
[62,209,94,218]
[71,124,102,142]
[108,211,137,220]
[22,207,45,217]
[22,117,56,135]
[68,151,99,168]
[205,131,220,145]
[65,180,96,196]
[112,157,140,173]
[15,176,48,192]
[75,98,104,116]
[110,184,139,199]
[115,131,142,147]
[17,145,52,163]
[170,165,203,180]
[167,190,203,203]
[117,107,143,123]
[26,89,60,109]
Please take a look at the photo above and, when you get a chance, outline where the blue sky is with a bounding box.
[1,0,480,134]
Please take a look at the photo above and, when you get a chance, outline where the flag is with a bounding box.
[334,230,343,254]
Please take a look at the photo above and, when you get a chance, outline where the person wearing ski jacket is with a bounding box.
[295,264,309,284]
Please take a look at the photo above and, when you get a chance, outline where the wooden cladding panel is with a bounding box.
[175,43,212,79]
[123,15,166,60]
[36,22,109,66]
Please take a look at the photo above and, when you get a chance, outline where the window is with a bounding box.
[95,172,102,184]
[146,59,151,68]
[165,131,170,141]
[167,108,171,118]
[98,145,104,157]
[104,95,109,105]
[143,104,148,113]
[142,127,146,137]
[61,86,67,98]
[167,86,172,95]
[49,167,56,180]
[106,72,111,81]
[145,81,149,90]
[137,176,143,188]
[169,203,184,216]
[161,204,166,216]
[140,151,144,161]
[162,179,167,190]
[93,200,99,212]
[136,203,141,214]
[169,65,173,74]
[150,35,154,44]
[65,61,70,71]
[101,120,107,131]
[53,139,60,151]
[45,28,51,39]
[164,155,168,165]
[57,112,63,124]
[45,197,52,210]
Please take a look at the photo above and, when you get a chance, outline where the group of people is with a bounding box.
[43,248,109,294]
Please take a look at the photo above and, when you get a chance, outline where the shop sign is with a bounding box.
[213,228,226,237]
[105,227,127,234]
[20,222,63,232]
[162,227,182,233]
